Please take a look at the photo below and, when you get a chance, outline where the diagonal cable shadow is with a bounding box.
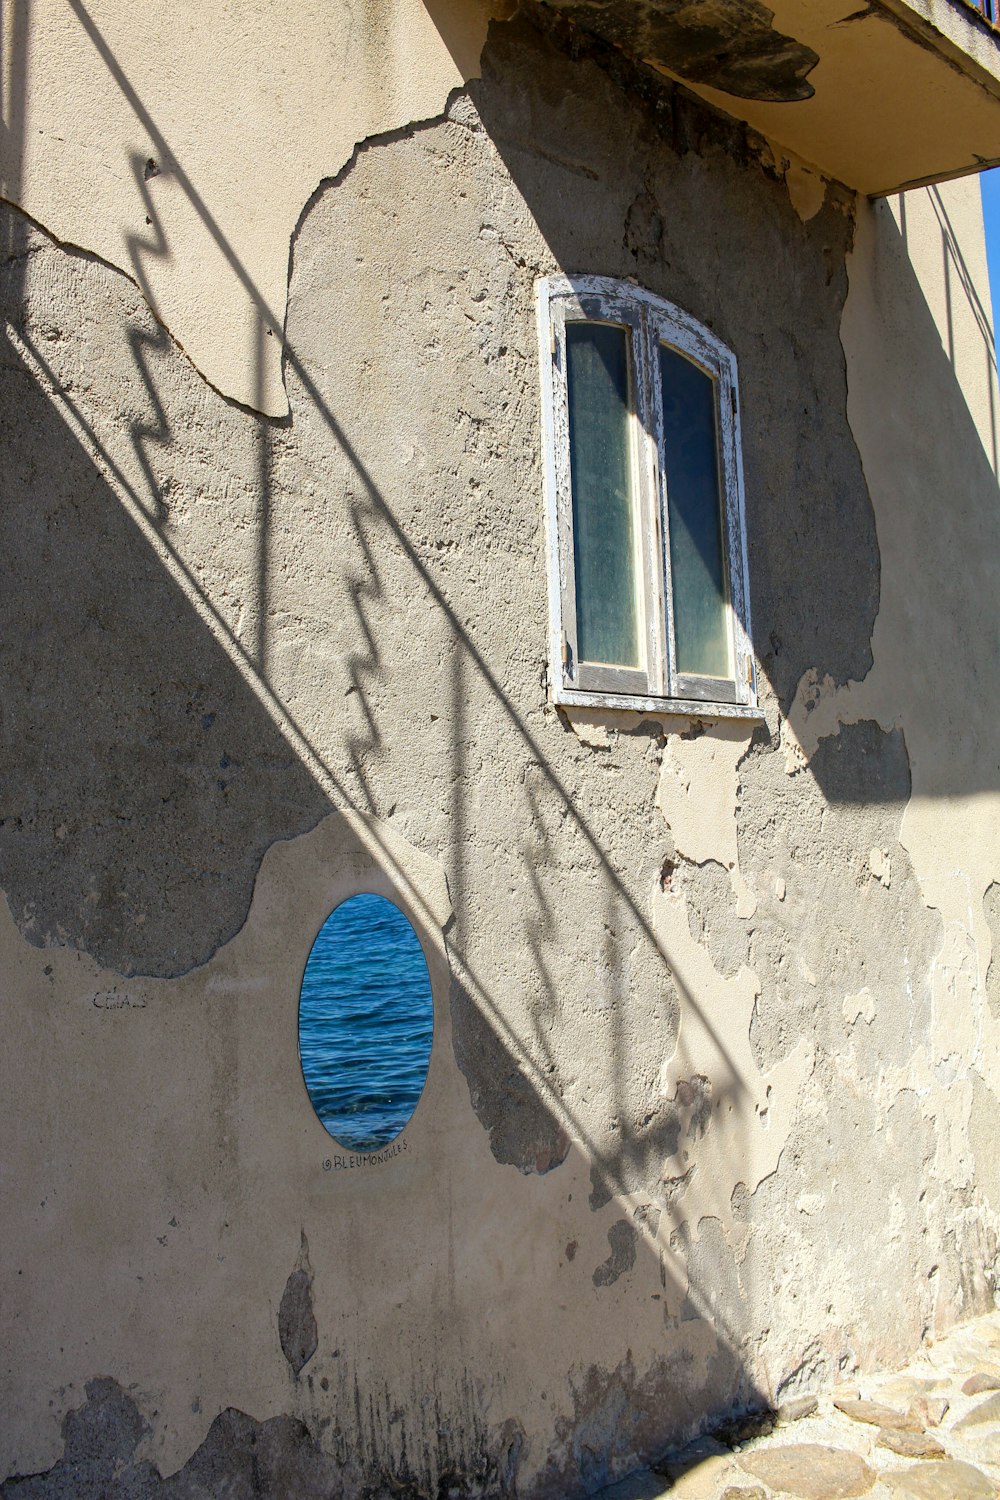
[8,8,1000,1493]
[54,0,750,1122]
[928,182,997,369]
[121,149,173,523]
[2,0,777,1421]
[7,297,750,1361]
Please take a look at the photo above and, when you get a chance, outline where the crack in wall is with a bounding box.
[4,8,999,1491]
[0,0,499,413]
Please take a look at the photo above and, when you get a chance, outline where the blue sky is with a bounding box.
[981,168,1000,323]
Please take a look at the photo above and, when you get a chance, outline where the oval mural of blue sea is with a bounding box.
[298,893,434,1151]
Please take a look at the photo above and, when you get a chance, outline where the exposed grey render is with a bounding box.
[2,6,998,1499]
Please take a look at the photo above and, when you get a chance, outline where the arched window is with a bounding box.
[537,276,756,716]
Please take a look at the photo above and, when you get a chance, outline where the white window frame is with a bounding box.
[537,274,758,718]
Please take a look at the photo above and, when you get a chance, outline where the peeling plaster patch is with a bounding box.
[613,1075,715,1214]
[781,668,872,774]
[653,726,814,1245]
[784,156,828,223]
[969,1072,1000,1213]
[843,987,876,1027]
[561,712,612,749]
[776,1341,828,1403]
[560,705,677,750]
[730,714,947,1359]
[1,1380,352,1498]
[166,1410,344,1497]
[684,1216,751,1348]
[450,977,571,1175]
[633,1201,662,1239]
[767,185,1000,1336]
[656,722,756,918]
[751,1075,939,1385]
[588,1097,685,1212]
[677,860,751,980]
[2,0,499,412]
[541,0,819,102]
[742,721,935,1079]
[670,1074,713,1143]
[593,1219,638,1287]
[278,1232,318,1378]
[869,846,892,888]
[654,876,814,1242]
[745,702,991,1353]
[32,1336,512,1497]
[538,1343,750,1497]
[0,216,331,976]
[983,883,1000,1021]
[656,724,748,867]
[2,1379,152,1498]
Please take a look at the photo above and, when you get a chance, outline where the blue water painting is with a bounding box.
[298,893,434,1150]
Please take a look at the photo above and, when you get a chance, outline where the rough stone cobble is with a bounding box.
[875,1429,946,1460]
[599,1310,1000,1499]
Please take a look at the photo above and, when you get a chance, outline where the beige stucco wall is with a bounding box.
[0,0,498,414]
[788,175,1000,1330]
[2,5,1000,1497]
[4,0,1000,427]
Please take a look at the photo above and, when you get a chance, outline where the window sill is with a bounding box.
[553,685,765,721]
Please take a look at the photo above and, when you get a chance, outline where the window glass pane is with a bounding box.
[659,344,731,679]
[566,321,641,669]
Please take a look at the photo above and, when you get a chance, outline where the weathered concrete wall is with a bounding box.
[2,6,999,1497]
[0,0,500,414]
[785,170,1000,1338]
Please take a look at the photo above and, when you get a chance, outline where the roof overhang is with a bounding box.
[539,0,1000,194]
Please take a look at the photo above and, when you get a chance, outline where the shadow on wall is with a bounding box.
[467,8,881,722]
[461,7,1000,808]
[920,183,997,455]
[0,9,771,1496]
[0,223,760,1497]
[4,1,1000,1497]
[841,188,1000,794]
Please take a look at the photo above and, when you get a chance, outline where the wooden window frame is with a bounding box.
[537,274,759,719]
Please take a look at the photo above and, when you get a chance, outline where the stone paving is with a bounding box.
[601,1311,1000,1500]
